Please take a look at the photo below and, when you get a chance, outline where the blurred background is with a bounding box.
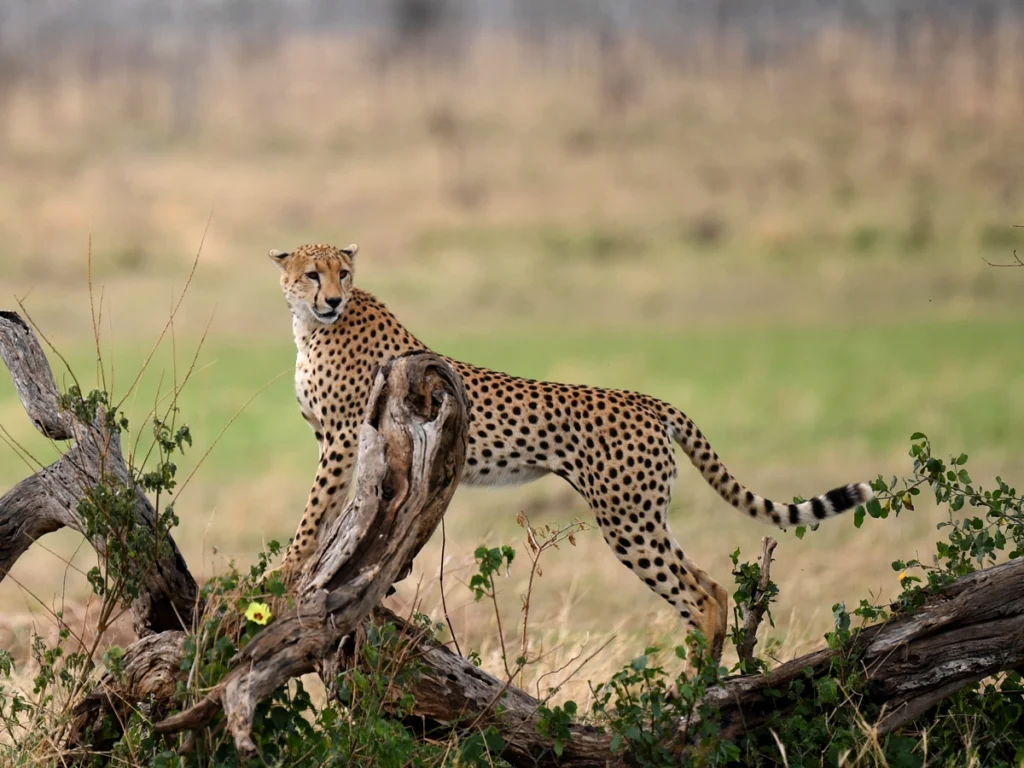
[1,0,1023,700]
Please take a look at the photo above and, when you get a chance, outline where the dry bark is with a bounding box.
[68,631,189,754]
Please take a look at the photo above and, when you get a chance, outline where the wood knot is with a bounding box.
[0,311,29,331]
[381,470,397,501]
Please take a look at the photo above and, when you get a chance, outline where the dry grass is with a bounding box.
[2,35,1024,336]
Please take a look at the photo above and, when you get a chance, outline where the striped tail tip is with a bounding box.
[831,482,874,512]
[769,481,874,527]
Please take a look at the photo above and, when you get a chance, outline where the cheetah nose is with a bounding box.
[325,297,342,309]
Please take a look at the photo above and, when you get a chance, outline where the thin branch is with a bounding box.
[981,249,1024,267]
[739,536,778,665]
[438,517,462,657]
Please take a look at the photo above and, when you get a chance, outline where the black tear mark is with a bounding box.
[0,311,28,331]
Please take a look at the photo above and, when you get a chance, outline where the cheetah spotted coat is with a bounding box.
[271,243,873,657]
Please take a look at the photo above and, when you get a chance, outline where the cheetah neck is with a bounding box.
[288,291,363,358]
[290,311,316,359]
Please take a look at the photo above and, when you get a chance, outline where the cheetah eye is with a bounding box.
[305,271,320,282]
[339,270,350,280]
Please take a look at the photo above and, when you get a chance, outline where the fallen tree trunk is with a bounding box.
[301,559,1024,765]
[4,310,1024,766]
[122,558,1024,767]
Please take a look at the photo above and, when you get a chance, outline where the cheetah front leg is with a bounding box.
[279,431,358,579]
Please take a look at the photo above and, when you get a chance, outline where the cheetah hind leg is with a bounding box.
[679,555,729,665]
[592,502,729,665]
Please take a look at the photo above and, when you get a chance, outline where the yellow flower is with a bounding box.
[245,601,272,625]
[898,571,908,582]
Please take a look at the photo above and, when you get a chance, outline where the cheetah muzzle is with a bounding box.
[271,242,874,662]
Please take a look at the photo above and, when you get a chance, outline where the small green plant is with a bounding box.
[727,546,779,675]
[0,382,196,760]
[464,514,590,684]
[535,700,578,758]
[589,633,738,767]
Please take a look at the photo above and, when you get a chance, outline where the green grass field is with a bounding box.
[4,316,1021,489]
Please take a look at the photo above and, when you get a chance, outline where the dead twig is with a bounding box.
[738,536,778,665]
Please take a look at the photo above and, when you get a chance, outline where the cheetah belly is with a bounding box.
[461,460,550,488]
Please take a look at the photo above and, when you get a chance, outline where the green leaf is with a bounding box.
[795,525,807,539]
[866,498,883,519]
[910,432,927,440]
[483,727,506,754]
[853,507,865,528]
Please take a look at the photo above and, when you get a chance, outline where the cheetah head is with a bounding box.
[269,243,358,325]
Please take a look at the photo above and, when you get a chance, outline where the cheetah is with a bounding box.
[270,243,873,659]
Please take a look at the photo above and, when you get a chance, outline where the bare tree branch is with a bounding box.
[981,250,1024,267]
[0,310,198,636]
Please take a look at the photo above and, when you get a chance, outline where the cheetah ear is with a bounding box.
[268,249,291,266]
[340,243,358,260]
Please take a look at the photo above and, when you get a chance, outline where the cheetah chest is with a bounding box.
[295,353,320,432]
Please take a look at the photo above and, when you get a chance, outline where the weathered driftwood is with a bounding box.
[154,351,470,759]
[69,631,188,754]
[0,311,197,636]
[5,310,1024,766]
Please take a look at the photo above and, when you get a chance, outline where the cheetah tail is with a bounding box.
[664,407,874,527]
